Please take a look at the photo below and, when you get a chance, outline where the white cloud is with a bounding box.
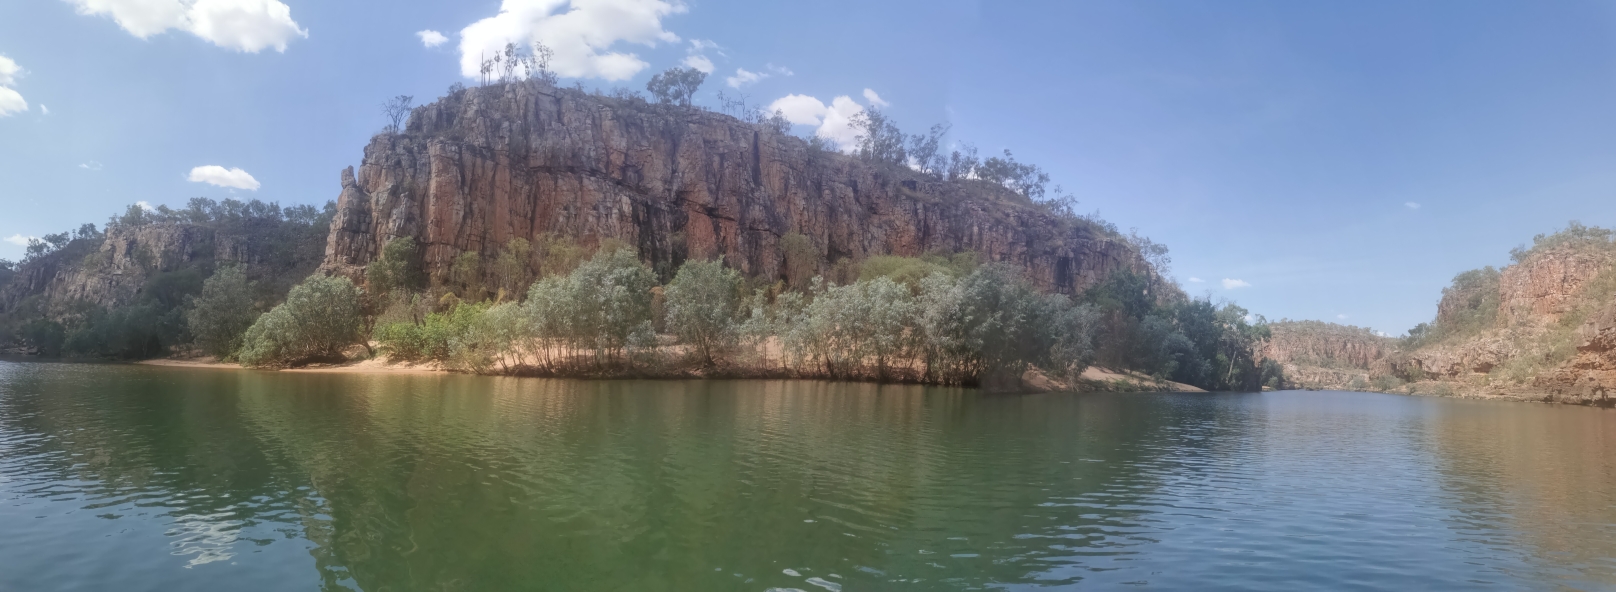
[0,55,20,87]
[4,235,35,247]
[65,0,308,53]
[0,55,27,117]
[1187,277,1204,283]
[726,67,765,88]
[862,88,888,108]
[39,104,49,115]
[1221,278,1251,289]
[681,54,713,73]
[688,38,718,52]
[187,165,260,190]
[0,87,25,117]
[80,161,103,170]
[767,94,827,126]
[417,30,449,47]
[766,63,793,76]
[768,92,867,151]
[457,0,685,82]
[817,96,865,151]
[135,200,156,211]
[1337,314,1349,320]
[1404,201,1420,210]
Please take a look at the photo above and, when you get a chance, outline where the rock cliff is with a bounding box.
[320,83,1149,292]
[0,224,217,315]
[1266,237,1616,404]
[1263,321,1396,389]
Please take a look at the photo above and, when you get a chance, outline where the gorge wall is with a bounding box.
[319,82,1149,293]
[1267,240,1616,405]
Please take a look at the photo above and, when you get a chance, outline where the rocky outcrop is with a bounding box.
[1498,246,1610,326]
[0,223,219,315]
[1262,321,1396,389]
[320,83,1149,292]
[1267,240,1616,404]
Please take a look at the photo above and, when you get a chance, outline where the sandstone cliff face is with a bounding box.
[1498,246,1610,327]
[0,224,219,315]
[320,83,1148,292]
[1266,243,1616,404]
[1262,321,1396,389]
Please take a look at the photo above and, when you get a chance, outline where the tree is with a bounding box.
[521,246,657,365]
[977,149,1050,201]
[239,276,365,367]
[664,259,743,367]
[366,237,422,295]
[492,238,534,297]
[849,108,907,166]
[780,232,817,289]
[906,124,949,177]
[647,67,706,106]
[381,95,413,134]
[187,266,259,360]
[450,251,483,297]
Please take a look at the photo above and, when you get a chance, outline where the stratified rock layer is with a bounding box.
[320,83,1147,292]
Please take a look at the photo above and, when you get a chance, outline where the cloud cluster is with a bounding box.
[765,89,885,151]
[458,0,685,82]
[1404,201,1420,210]
[723,63,791,88]
[64,0,308,53]
[862,88,888,108]
[680,54,713,73]
[4,235,35,247]
[1221,278,1251,290]
[417,30,449,48]
[0,55,27,117]
[188,165,260,190]
[726,68,762,88]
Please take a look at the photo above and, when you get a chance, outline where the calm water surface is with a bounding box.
[1,360,1614,591]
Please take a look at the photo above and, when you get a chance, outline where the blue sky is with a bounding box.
[2,0,1614,336]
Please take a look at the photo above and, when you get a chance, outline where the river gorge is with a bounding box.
[1,359,1612,591]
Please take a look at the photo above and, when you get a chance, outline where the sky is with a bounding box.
[1,0,1614,336]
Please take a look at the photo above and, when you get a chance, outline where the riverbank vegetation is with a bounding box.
[2,208,1280,390]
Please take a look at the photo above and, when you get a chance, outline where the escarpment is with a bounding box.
[1267,236,1616,404]
[319,83,1149,292]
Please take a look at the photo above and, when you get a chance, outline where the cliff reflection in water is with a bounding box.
[1,360,1614,591]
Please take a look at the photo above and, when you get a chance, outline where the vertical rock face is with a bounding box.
[1264,242,1616,402]
[1263,321,1393,370]
[321,83,1149,292]
[1498,247,1610,326]
[0,224,219,314]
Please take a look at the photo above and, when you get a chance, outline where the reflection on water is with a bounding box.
[0,359,1613,591]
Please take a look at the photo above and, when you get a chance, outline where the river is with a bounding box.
[0,359,1612,591]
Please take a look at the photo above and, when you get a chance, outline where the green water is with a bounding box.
[1,360,1614,591]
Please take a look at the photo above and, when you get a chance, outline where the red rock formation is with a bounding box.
[1499,246,1610,326]
[320,83,1149,293]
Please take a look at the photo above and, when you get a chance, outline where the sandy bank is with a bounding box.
[138,357,448,375]
[137,357,1201,392]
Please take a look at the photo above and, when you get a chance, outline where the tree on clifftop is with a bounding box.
[647,67,706,106]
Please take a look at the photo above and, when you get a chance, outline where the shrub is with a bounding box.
[239,276,364,367]
[521,247,657,365]
[187,266,259,360]
[664,259,743,366]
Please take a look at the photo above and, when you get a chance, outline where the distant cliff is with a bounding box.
[1263,321,1395,390]
[1267,225,1616,405]
[0,202,332,354]
[320,83,1151,293]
